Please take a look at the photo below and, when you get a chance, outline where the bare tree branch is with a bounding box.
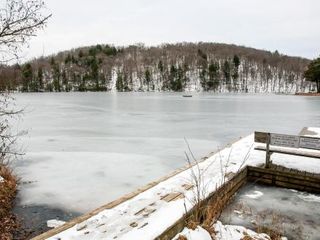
[0,0,51,63]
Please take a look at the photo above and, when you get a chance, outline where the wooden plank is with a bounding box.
[300,136,320,150]
[254,131,268,143]
[248,166,320,182]
[161,192,183,202]
[254,145,320,159]
[270,133,300,148]
[275,176,320,188]
[266,133,271,168]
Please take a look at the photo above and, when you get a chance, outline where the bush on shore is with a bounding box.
[0,165,18,240]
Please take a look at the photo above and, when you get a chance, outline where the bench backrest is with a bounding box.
[254,131,320,151]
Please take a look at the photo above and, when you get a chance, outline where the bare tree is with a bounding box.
[0,0,51,63]
[0,0,50,161]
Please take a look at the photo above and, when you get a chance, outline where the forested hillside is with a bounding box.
[0,42,313,93]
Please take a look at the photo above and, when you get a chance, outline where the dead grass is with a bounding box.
[177,235,188,240]
[0,164,18,240]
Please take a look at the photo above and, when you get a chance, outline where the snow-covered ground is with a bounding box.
[173,222,275,240]
[39,130,320,240]
[301,127,320,138]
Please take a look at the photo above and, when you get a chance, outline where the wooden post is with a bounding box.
[266,133,271,168]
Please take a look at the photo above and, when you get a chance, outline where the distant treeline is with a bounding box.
[0,42,314,93]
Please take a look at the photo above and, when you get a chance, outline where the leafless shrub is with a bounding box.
[183,140,254,237]
[0,92,25,165]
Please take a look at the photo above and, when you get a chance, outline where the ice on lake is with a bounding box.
[220,184,320,240]
[12,92,320,214]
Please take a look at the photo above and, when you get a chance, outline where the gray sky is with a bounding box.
[24,0,320,60]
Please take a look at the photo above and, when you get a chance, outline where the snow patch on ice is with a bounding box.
[245,190,263,199]
[298,193,320,203]
[47,219,66,228]
[304,127,320,138]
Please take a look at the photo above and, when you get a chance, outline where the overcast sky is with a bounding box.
[23,0,320,60]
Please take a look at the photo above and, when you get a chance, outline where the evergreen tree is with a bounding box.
[37,67,43,90]
[176,66,183,91]
[233,55,240,69]
[116,72,124,91]
[232,55,240,90]
[200,67,207,90]
[304,57,320,93]
[21,63,33,91]
[208,62,219,91]
[169,65,177,90]
[197,49,207,60]
[61,69,68,91]
[103,45,117,56]
[50,57,55,65]
[51,60,61,92]
[122,73,129,91]
[158,60,164,73]
[64,54,72,64]
[90,57,99,90]
[89,47,97,56]
[145,68,151,91]
[223,60,231,85]
[78,50,84,58]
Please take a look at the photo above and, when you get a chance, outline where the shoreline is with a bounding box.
[295,92,320,96]
[0,164,18,239]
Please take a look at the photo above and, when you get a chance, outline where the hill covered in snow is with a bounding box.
[0,42,313,93]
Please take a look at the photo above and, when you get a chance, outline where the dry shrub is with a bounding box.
[241,236,254,240]
[0,164,18,239]
[178,235,188,240]
[201,197,226,235]
[186,219,199,231]
[255,211,286,240]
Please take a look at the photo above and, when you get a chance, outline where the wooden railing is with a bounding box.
[254,131,320,167]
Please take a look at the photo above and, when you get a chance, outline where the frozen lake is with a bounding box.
[12,93,320,216]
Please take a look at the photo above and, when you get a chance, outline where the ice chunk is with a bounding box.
[47,219,66,228]
[245,190,263,199]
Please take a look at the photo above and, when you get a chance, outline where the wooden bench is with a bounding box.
[254,131,320,167]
